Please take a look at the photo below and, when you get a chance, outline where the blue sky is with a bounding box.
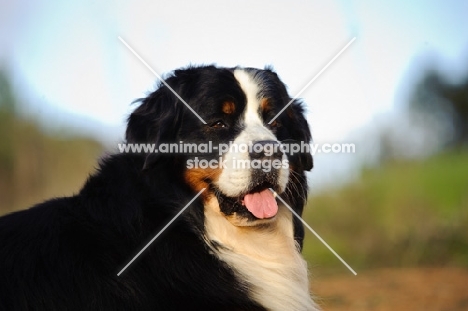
[1,0,468,188]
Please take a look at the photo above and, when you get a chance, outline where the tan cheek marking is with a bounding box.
[184,167,222,201]
[289,162,299,173]
[222,101,236,114]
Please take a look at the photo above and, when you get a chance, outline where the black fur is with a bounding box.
[0,65,312,310]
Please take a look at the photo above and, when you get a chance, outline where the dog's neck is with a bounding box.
[203,197,318,311]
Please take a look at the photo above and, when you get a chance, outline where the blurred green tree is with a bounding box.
[409,67,468,148]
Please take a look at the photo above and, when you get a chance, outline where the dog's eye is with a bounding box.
[211,120,227,128]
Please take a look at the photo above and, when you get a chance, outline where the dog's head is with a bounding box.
[127,65,312,227]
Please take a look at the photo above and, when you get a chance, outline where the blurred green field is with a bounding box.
[0,118,103,215]
[302,151,468,272]
[0,70,104,215]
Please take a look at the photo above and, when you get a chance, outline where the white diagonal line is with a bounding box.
[268,37,356,124]
[269,188,357,275]
[117,188,206,276]
[118,36,207,124]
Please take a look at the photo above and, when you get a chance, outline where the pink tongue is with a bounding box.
[243,189,278,219]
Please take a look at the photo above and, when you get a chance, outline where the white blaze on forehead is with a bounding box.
[233,69,274,140]
[233,69,262,125]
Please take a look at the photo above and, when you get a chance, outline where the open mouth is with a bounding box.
[241,187,278,219]
[216,183,280,220]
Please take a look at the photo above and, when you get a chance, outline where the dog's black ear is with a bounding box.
[126,84,182,144]
[126,77,184,169]
[287,100,313,171]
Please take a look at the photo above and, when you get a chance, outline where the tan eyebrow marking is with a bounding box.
[260,98,272,113]
[222,101,236,114]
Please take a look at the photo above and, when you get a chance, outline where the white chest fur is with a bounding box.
[204,199,319,311]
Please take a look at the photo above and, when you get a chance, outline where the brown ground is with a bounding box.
[311,267,468,311]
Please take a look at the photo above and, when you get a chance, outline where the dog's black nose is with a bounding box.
[249,140,283,160]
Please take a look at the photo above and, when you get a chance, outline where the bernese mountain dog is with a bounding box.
[0,65,318,310]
